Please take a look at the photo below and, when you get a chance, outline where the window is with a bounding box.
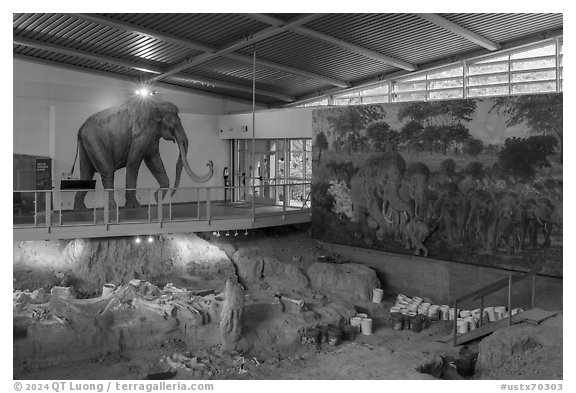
[296,37,563,107]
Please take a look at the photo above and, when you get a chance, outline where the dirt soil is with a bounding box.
[14,225,563,380]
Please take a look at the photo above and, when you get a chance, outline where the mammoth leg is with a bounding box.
[125,161,142,208]
[144,154,169,203]
[73,140,95,210]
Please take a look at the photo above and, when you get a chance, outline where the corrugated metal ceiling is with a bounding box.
[13,13,563,107]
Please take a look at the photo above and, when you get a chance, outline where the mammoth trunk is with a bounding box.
[172,140,214,195]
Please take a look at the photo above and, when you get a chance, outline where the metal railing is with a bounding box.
[451,270,537,346]
[13,182,312,229]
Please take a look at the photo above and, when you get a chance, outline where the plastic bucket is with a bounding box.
[465,316,477,330]
[484,307,496,322]
[129,279,142,288]
[350,317,362,332]
[101,283,116,297]
[372,288,384,303]
[342,325,356,341]
[494,306,507,320]
[328,327,343,346]
[457,318,469,334]
[361,318,373,335]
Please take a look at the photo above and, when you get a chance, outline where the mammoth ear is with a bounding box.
[152,107,163,123]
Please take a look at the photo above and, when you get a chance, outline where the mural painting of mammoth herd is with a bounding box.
[311,94,562,277]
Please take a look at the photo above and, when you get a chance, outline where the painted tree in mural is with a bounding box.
[399,120,424,154]
[463,137,484,157]
[490,94,563,161]
[365,120,399,152]
[327,106,386,152]
[397,99,477,155]
[497,135,558,181]
[314,131,329,162]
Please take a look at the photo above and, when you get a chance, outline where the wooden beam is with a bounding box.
[416,13,501,51]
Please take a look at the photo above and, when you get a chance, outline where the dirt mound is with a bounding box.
[14,234,236,296]
[306,262,381,301]
[475,314,562,379]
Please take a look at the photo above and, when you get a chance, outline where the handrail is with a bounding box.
[13,182,312,231]
[452,270,537,346]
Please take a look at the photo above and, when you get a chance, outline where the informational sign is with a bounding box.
[35,158,52,190]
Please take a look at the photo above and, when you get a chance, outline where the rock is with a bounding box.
[306,262,380,301]
[232,249,264,285]
[283,264,309,287]
[475,315,562,379]
[231,249,308,288]
[220,280,245,355]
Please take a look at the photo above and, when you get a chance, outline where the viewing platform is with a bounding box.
[13,183,311,241]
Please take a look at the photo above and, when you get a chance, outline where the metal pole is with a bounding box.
[197,188,201,219]
[479,296,484,327]
[251,44,256,221]
[148,189,152,222]
[508,274,513,327]
[45,190,51,228]
[93,191,97,224]
[453,299,458,347]
[34,191,38,227]
[116,190,120,223]
[531,273,536,309]
[206,188,211,221]
[168,188,172,222]
[158,189,163,223]
[103,190,109,225]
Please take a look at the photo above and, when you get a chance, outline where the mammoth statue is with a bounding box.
[71,100,214,209]
[351,152,413,244]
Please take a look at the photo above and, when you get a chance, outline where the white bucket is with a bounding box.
[494,306,507,320]
[350,317,362,332]
[102,283,116,297]
[457,318,469,334]
[466,316,477,330]
[372,288,384,303]
[484,306,496,322]
[460,310,471,318]
[361,318,373,335]
[129,279,142,287]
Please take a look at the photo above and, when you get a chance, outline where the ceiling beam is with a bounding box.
[247,13,418,71]
[151,14,326,82]
[416,13,501,51]
[13,36,293,102]
[14,36,163,75]
[71,13,348,88]
[14,53,266,106]
[167,75,295,102]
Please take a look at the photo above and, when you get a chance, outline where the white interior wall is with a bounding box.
[13,59,316,208]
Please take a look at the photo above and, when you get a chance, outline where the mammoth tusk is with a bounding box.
[383,208,394,224]
[178,142,214,184]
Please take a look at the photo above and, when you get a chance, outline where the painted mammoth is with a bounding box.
[400,162,432,218]
[466,189,498,252]
[495,192,523,254]
[351,152,413,244]
[432,182,468,248]
[71,100,214,209]
[521,197,558,248]
[403,217,438,257]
